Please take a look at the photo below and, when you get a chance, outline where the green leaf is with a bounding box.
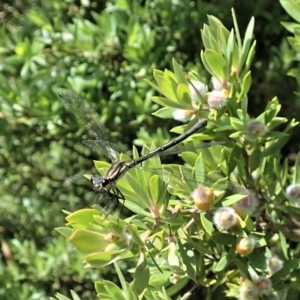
[244,215,254,232]
[286,289,300,300]
[162,165,191,196]
[208,15,226,35]
[123,201,149,217]
[236,108,246,121]
[127,224,145,248]
[263,131,289,138]
[68,229,109,253]
[167,242,184,274]
[195,153,205,178]
[133,252,150,295]
[239,71,252,99]
[152,96,186,109]
[293,151,300,184]
[152,107,177,119]
[270,259,298,284]
[149,270,171,286]
[241,17,255,69]
[177,84,192,105]
[279,230,289,259]
[153,69,165,81]
[244,41,256,72]
[267,117,288,130]
[172,58,188,84]
[227,145,242,174]
[214,255,230,272]
[281,21,300,33]
[54,292,74,300]
[241,94,248,113]
[280,0,300,23]
[233,256,250,278]
[126,172,151,208]
[66,209,101,227]
[211,232,236,245]
[222,194,247,207]
[114,262,138,300]
[95,280,127,300]
[145,78,160,93]
[177,240,197,282]
[248,147,261,172]
[157,75,178,101]
[150,174,166,208]
[230,117,244,130]
[262,135,290,156]
[248,251,267,271]
[55,227,73,239]
[201,25,222,52]
[85,249,132,268]
[226,30,235,68]
[202,49,226,78]
[200,211,214,235]
[165,277,190,297]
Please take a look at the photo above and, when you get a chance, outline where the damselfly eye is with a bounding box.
[101,178,109,186]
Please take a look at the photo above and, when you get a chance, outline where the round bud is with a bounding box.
[213,207,237,230]
[211,77,231,90]
[286,184,300,206]
[267,255,284,275]
[189,79,207,101]
[173,108,196,122]
[206,89,228,109]
[246,119,268,141]
[239,278,259,299]
[236,236,256,256]
[192,186,215,211]
[233,190,259,218]
[254,276,272,295]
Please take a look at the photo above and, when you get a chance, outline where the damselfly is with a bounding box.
[58,89,232,211]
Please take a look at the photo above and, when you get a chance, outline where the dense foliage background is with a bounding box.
[1,0,299,299]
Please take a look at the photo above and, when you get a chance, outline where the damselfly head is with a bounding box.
[91,174,113,191]
[91,175,104,190]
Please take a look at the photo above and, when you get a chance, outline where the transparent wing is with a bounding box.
[128,164,246,194]
[193,169,245,193]
[156,141,225,157]
[83,140,119,162]
[58,88,118,161]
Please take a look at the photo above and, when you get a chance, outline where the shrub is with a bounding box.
[56,8,300,300]
[1,0,299,299]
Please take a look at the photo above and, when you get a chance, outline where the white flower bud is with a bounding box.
[246,120,268,141]
[173,109,196,122]
[206,89,228,109]
[189,80,207,101]
[233,190,259,217]
[286,184,300,206]
[213,207,237,230]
